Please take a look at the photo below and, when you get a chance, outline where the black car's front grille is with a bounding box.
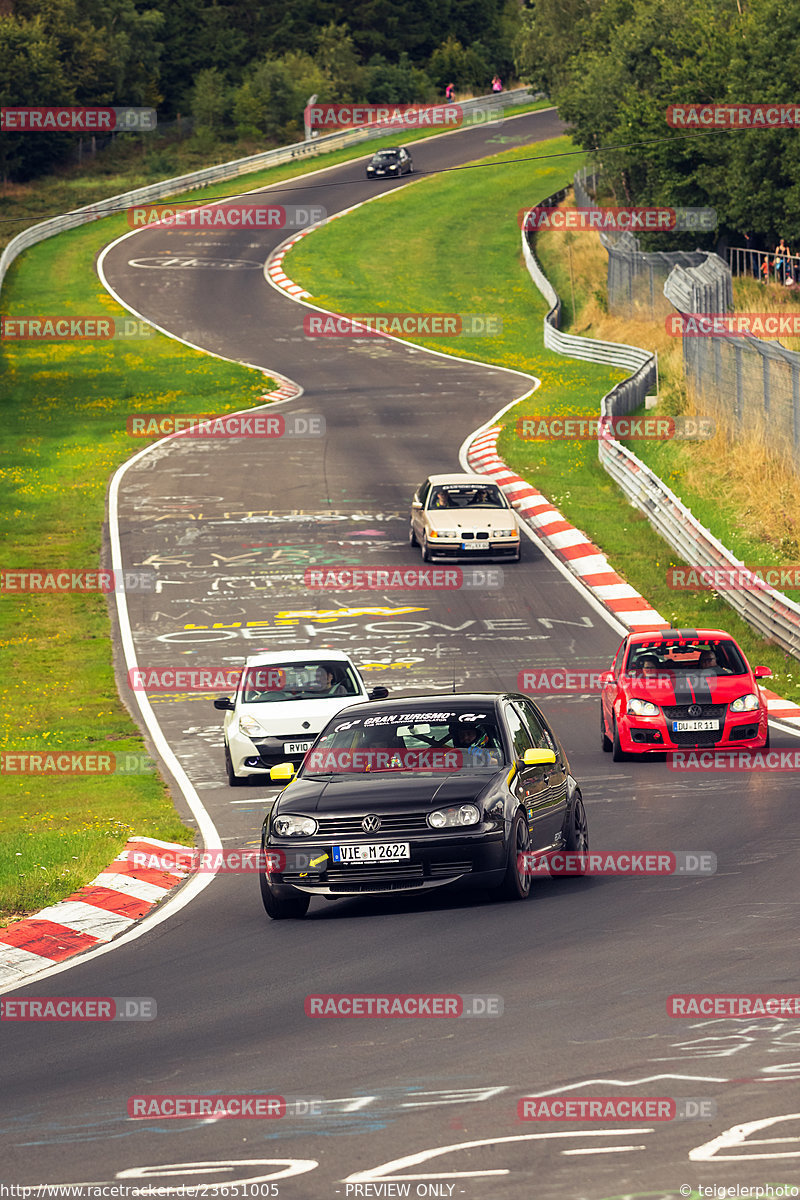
[429,860,472,878]
[315,813,432,840]
[326,863,426,891]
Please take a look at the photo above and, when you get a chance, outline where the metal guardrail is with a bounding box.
[522,184,800,660]
[0,88,537,296]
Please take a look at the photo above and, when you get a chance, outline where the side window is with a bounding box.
[417,480,431,506]
[503,704,534,761]
[612,640,627,679]
[516,699,556,752]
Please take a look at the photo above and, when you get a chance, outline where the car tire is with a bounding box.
[260,873,310,919]
[551,795,589,877]
[601,706,612,752]
[511,547,521,562]
[497,811,531,901]
[611,718,627,762]
[225,744,247,787]
[764,725,770,749]
[409,523,419,547]
[421,535,432,562]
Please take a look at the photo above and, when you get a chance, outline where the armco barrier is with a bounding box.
[0,89,537,297]
[522,186,800,661]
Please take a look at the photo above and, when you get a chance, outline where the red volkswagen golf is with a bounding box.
[600,629,772,761]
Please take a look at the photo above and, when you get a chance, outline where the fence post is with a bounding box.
[734,343,744,427]
[793,362,800,466]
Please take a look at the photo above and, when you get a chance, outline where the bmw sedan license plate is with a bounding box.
[672,719,719,732]
[461,542,484,550]
[332,843,410,862]
[285,740,313,754]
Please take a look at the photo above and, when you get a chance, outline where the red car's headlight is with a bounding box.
[628,698,660,716]
[730,693,760,712]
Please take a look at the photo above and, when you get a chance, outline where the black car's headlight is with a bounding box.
[427,804,480,829]
[272,814,317,837]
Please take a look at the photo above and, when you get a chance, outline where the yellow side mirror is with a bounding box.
[522,747,556,767]
[269,762,296,782]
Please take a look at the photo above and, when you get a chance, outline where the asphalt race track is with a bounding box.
[3,109,800,1200]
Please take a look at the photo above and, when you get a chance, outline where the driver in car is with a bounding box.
[313,666,348,696]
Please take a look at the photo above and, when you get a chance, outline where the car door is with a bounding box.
[602,638,627,734]
[503,702,556,852]
[515,698,568,842]
[411,479,430,540]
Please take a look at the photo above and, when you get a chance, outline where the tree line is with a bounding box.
[1,0,520,180]
[518,0,800,248]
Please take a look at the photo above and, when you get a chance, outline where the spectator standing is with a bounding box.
[445,83,454,102]
[492,75,503,93]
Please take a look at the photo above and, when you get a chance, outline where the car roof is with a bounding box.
[322,692,521,716]
[626,628,734,646]
[426,473,497,486]
[243,649,357,668]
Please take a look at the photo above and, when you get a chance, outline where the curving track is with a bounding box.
[3,110,800,1200]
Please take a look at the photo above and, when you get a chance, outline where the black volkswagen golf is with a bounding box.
[259,693,588,918]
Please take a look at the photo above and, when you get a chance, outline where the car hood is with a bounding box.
[426,513,515,534]
[626,674,759,705]
[238,695,363,736]
[274,769,502,815]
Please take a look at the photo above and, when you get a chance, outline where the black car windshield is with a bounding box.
[625,639,748,678]
[302,706,507,774]
[427,484,507,510]
[240,662,361,703]
[374,151,399,160]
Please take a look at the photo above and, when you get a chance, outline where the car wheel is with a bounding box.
[764,725,771,750]
[611,717,626,762]
[409,523,419,547]
[421,534,432,562]
[225,744,247,786]
[260,873,310,919]
[498,811,531,901]
[550,796,589,876]
[601,706,612,752]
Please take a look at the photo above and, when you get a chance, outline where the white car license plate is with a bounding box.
[672,719,719,732]
[461,542,484,550]
[332,843,410,863]
[285,740,313,754]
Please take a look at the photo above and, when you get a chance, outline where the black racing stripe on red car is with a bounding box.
[671,671,714,707]
[659,628,698,642]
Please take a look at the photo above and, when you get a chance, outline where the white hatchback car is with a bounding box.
[410,473,520,562]
[214,650,387,786]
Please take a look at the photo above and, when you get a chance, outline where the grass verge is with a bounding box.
[284,138,800,697]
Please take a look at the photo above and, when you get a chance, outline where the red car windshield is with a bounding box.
[624,640,748,678]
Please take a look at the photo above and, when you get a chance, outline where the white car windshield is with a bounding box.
[428,485,506,510]
[240,662,361,704]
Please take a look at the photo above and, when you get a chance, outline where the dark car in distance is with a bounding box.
[259,693,588,918]
[366,147,413,178]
